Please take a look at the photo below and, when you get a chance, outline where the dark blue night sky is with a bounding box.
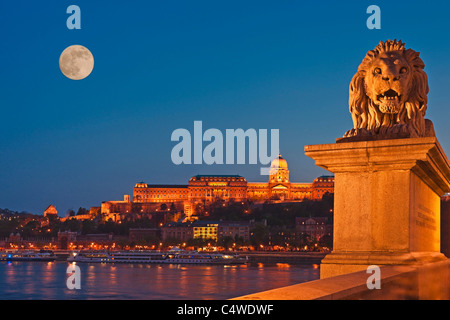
[1,0,450,215]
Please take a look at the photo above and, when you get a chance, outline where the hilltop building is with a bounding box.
[44,205,58,218]
[101,154,334,220]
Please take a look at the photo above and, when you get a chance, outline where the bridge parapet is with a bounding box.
[233,259,449,300]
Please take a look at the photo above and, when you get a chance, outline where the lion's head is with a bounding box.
[343,39,433,140]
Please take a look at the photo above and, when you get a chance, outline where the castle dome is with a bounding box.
[269,153,290,183]
[270,153,288,170]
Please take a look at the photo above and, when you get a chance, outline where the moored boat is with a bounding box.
[67,249,246,265]
[0,250,57,262]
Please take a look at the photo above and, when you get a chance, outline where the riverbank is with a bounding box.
[242,252,326,264]
[49,250,327,264]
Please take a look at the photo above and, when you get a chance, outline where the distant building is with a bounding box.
[247,154,334,201]
[128,228,160,242]
[218,221,250,242]
[57,231,77,249]
[101,194,184,222]
[8,233,22,244]
[76,233,114,242]
[134,183,190,204]
[44,205,58,218]
[192,221,219,240]
[161,220,250,243]
[133,154,333,205]
[295,217,333,241]
[102,153,334,219]
[161,221,193,242]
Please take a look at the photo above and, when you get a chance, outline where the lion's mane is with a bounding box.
[345,40,431,139]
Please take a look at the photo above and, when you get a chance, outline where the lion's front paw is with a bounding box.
[343,128,372,138]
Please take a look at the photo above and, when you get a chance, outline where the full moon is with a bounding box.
[59,45,94,80]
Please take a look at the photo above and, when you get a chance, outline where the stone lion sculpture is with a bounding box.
[342,39,434,140]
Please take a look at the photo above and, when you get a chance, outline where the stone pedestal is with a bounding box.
[441,197,450,257]
[305,137,450,279]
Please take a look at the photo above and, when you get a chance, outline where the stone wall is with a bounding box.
[233,259,449,300]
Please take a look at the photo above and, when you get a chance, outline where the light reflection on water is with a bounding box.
[0,261,319,300]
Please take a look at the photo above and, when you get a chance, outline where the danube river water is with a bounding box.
[0,261,319,300]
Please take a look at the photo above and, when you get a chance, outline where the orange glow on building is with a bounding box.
[101,154,334,219]
[43,205,58,217]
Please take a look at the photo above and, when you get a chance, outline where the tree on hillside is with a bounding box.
[76,207,89,216]
[66,209,76,217]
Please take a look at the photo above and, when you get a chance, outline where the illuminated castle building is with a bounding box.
[247,154,333,201]
[101,154,334,220]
